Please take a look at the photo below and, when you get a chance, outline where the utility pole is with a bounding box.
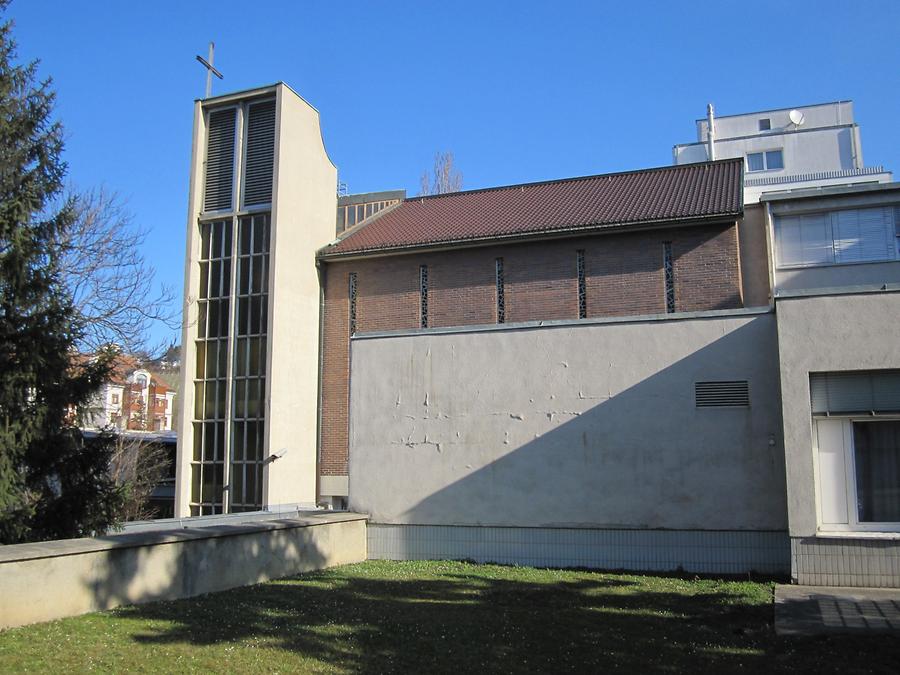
[195,42,223,99]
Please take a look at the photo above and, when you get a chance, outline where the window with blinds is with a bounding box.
[775,206,899,268]
[810,370,900,415]
[242,100,276,208]
[203,109,237,212]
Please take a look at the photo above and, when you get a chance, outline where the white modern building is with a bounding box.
[674,101,893,203]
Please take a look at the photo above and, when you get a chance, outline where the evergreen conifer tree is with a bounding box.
[0,5,122,543]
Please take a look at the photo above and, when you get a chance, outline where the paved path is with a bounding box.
[775,584,900,636]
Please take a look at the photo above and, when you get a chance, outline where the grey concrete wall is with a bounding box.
[775,260,900,294]
[0,513,367,629]
[369,524,790,575]
[739,204,772,307]
[775,291,900,536]
[348,311,787,531]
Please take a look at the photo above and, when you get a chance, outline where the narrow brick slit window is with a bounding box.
[348,272,357,336]
[419,264,429,328]
[576,250,586,319]
[663,242,675,314]
[495,257,505,324]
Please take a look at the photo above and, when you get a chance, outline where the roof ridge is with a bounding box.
[406,158,743,202]
[693,100,852,123]
[321,158,743,259]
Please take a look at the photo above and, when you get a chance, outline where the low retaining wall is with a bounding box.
[368,524,790,575]
[0,512,367,629]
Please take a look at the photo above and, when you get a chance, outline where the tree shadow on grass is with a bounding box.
[107,562,900,674]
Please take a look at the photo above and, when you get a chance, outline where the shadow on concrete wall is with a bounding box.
[354,318,788,532]
[83,520,332,614]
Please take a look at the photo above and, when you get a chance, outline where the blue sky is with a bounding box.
[10,1,900,346]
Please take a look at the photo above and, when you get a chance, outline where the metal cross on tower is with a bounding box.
[195,42,224,99]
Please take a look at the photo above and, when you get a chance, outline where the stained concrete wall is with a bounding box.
[775,291,900,537]
[348,310,787,531]
[0,513,367,629]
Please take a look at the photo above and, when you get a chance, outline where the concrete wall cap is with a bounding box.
[0,512,369,564]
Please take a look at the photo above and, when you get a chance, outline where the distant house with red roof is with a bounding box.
[83,354,177,432]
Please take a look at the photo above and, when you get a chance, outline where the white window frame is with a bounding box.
[775,206,900,269]
[814,416,900,533]
[746,148,784,173]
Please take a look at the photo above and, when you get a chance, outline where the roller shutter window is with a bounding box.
[242,99,276,208]
[810,370,900,416]
[203,108,237,212]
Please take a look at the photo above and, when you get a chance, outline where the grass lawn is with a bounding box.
[0,560,898,673]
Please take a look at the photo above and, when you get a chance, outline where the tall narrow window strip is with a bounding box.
[230,213,270,513]
[348,272,358,336]
[576,250,587,319]
[663,241,675,314]
[419,264,429,329]
[495,258,505,324]
[190,219,233,516]
[191,213,271,517]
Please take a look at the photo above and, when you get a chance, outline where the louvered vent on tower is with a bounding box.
[695,381,750,408]
[203,108,237,212]
[242,99,276,207]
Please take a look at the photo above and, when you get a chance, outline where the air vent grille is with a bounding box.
[203,108,237,212]
[243,99,276,207]
[695,381,750,408]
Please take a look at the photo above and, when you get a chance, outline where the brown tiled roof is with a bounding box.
[319,159,743,258]
[76,352,173,392]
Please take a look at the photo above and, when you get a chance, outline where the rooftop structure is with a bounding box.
[673,101,892,202]
[336,190,405,235]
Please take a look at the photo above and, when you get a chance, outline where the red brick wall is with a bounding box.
[671,225,743,312]
[320,264,351,477]
[319,221,741,479]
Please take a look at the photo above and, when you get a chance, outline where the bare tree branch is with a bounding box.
[418,151,463,196]
[108,433,170,521]
[54,188,178,356]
